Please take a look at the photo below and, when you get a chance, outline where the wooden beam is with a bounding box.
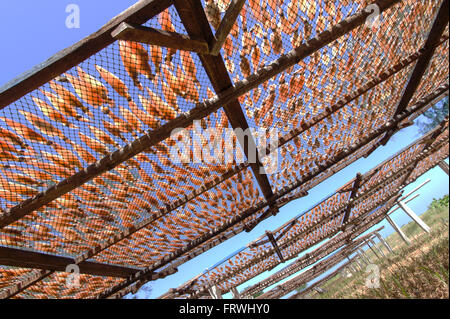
[371,0,449,148]
[0,0,173,109]
[0,270,52,299]
[174,0,274,200]
[341,173,363,227]
[111,22,210,54]
[265,231,284,262]
[210,0,246,55]
[0,0,407,229]
[0,245,141,278]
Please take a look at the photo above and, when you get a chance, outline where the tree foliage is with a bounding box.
[428,194,449,210]
[416,97,449,134]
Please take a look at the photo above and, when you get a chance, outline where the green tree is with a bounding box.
[416,96,449,134]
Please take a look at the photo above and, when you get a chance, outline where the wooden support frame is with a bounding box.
[289,257,356,299]
[174,0,275,201]
[58,39,433,272]
[265,231,284,262]
[210,0,246,55]
[173,167,409,299]
[0,0,174,109]
[241,229,383,299]
[111,22,210,54]
[0,0,419,230]
[98,86,448,299]
[259,239,373,299]
[168,123,448,299]
[0,270,52,299]
[341,173,363,227]
[0,245,142,278]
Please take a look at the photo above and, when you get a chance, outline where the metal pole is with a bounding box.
[397,200,431,233]
[386,215,411,245]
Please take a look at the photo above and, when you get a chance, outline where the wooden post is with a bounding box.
[0,245,141,278]
[208,285,223,299]
[230,287,241,299]
[385,215,411,245]
[438,160,449,175]
[397,200,431,233]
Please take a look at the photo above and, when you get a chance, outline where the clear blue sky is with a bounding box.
[0,1,448,299]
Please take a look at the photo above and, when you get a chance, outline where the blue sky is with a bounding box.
[0,1,448,299]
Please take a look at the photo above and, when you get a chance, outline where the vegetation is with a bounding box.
[304,194,449,299]
[416,97,449,135]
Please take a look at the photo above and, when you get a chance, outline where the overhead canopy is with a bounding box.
[0,0,448,298]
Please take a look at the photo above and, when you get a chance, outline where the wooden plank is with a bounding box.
[111,22,210,54]
[0,0,173,109]
[174,0,275,200]
[210,0,246,55]
[0,245,141,278]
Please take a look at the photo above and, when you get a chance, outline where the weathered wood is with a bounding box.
[174,0,274,200]
[0,245,141,278]
[0,0,173,108]
[265,231,284,262]
[210,0,246,55]
[385,215,411,244]
[112,22,210,54]
[438,160,449,175]
[259,238,373,299]
[289,253,365,299]
[0,270,53,299]
[243,229,383,298]
[397,200,431,233]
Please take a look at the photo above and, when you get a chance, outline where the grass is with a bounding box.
[306,195,449,299]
